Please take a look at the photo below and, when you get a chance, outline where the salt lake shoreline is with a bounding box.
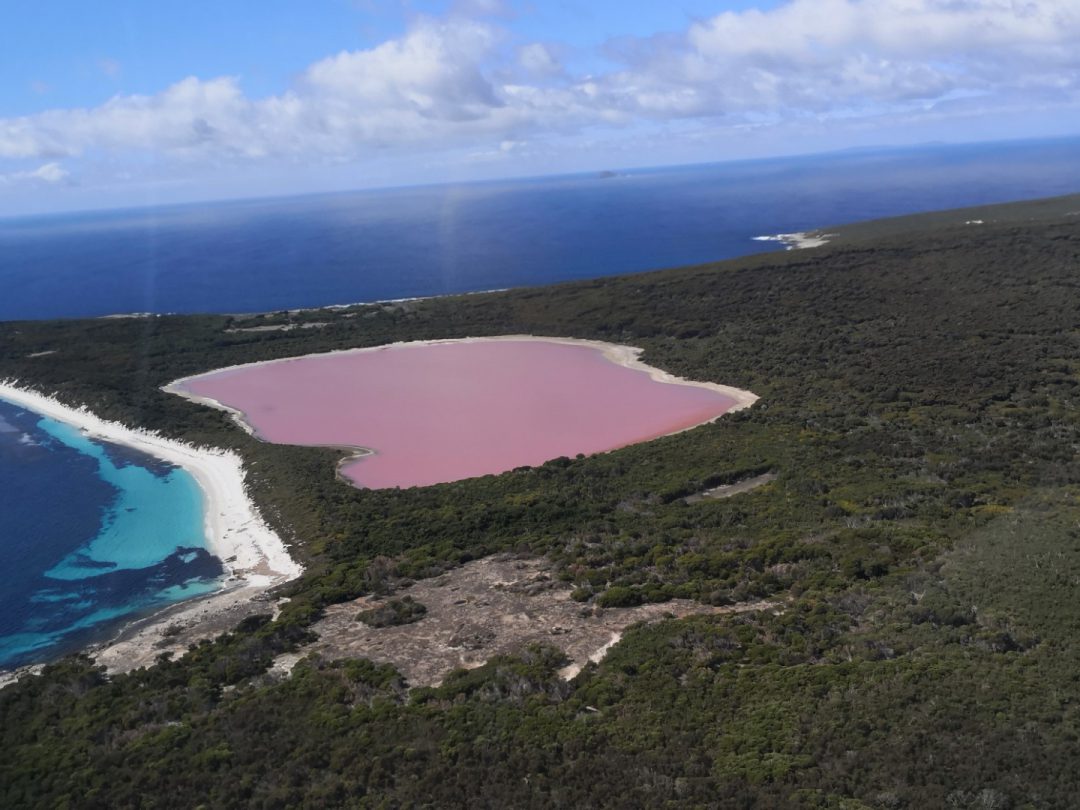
[163,335,760,479]
[0,381,303,686]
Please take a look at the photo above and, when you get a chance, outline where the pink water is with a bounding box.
[177,340,739,489]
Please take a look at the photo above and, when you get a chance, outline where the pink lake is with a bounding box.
[173,339,745,489]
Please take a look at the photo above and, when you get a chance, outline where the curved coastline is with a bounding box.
[0,380,303,681]
[163,335,760,487]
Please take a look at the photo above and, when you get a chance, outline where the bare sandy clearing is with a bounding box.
[274,555,779,687]
[685,471,777,504]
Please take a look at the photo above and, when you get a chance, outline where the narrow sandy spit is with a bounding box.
[752,231,833,250]
[163,334,759,444]
[0,380,303,682]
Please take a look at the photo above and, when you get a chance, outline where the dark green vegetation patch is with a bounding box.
[3,196,1080,807]
[356,596,428,628]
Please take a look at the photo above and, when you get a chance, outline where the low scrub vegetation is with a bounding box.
[3,205,1080,806]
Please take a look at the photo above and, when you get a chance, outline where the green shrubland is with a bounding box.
[2,200,1080,806]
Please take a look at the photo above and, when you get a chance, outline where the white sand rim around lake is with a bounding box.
[164,334,759,441]
[0,384,302,673]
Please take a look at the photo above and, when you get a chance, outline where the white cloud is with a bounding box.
[302,19,502,121]
[518,43,562,76]
[30,162,69,182]
[1,1,1078,181]
[603,0,1080,117]
[0,19,519,165]
[0,161,70,185]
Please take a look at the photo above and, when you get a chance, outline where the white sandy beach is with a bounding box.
[0,380,302,679]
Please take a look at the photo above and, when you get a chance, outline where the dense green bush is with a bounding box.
[356,596,427,627]
[3,199,1080,807]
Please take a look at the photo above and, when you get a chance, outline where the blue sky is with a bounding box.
[2,0,1079,215]
[3,1,784,115]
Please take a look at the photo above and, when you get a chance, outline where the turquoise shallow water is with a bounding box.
[0,398,224,669]
[40,418,208,579]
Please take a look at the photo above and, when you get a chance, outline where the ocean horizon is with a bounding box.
[4,137,1080,321]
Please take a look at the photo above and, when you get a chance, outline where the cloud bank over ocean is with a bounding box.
[2,0,1079,209]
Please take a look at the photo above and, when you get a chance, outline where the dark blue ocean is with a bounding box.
[4,137,1080,669]
[0,399,222,669]
[3,138,1080,321]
